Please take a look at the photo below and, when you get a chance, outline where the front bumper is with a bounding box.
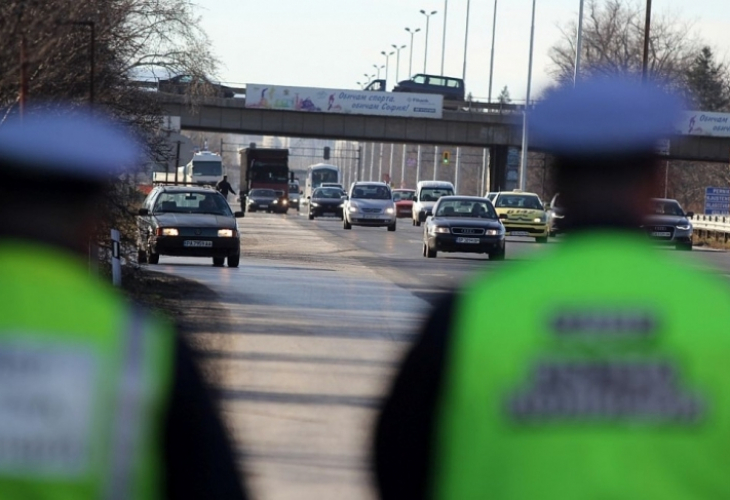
[428,234,505,253]
[152,236,240,257]
[503,223,548,238]
[396,205,413,218]
[643,225,693,244]
[311,204,344,217]
[349,213,396,226]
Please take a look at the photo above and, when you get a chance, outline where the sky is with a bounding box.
[194,0,730,102]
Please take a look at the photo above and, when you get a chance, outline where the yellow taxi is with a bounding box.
[492,190,549,243]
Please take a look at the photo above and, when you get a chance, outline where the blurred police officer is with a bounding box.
[0,109,246,499]
[375,78,730,499]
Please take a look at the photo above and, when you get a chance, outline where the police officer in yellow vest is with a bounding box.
[375,78,730,499]
[0,109,247,499]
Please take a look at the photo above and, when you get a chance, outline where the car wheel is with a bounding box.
[213,257,225,267]
[426,245,437,258]
[343,217,352,230]
[535,236,548,244]
[422,243,428,257]
[412,219,416,226]
[137,249,147,264]
[387,221,396,232]
[489,249,506,261]
[415,219,421,227]
[148,249,160,264]
[227,254,240,267]
[308,212,314,220]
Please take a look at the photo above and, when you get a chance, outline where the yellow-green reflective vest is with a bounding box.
[434,231,730,499]
[0,241,174,499]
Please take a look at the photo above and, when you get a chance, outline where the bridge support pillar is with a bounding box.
[489,145,521,192]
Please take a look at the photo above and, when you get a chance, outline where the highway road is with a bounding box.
[152,212,730,500]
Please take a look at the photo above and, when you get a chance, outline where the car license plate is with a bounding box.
[183,240,213,248]
[323,212,336,217]
[259,204,269,208]
[651,231,671,237]
[363,214,381,219]
[511,231,530,236]
[456,237,480,244]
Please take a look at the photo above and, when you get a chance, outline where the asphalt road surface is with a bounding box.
[153,212,730,500]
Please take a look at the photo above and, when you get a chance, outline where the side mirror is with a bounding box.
[234,211,244,218]
[138,208,149,216]
[686,211,695,218]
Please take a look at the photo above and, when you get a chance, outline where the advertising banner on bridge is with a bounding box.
[675,111,730,137]
[245,84,443,119]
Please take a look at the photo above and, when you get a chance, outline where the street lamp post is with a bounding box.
[381,50,395,88]
[487,0,498,102]
[441,0,449,75]
[420,10,437,73]
[462,0,471,80]
[574,0,585,86]
[519,0,537,191]
[405,27,421,78]
[392,44,407,82]
[373,64,384,80]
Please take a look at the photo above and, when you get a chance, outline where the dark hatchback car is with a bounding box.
[137,186,242,267]
[246,188,282,213]
[423,196,505,260]
[643,198,694,251]
[308,187,345,220]
[393,74,465,101]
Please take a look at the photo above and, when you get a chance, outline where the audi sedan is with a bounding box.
[423,196,506,259]
[643,198,694,251]
[308,187,346,219]
[137,186,243,267]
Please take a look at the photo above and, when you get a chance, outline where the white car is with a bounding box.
[343,182,397,231]
[412,180,455,226]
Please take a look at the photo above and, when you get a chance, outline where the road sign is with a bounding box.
[704,187,730,215]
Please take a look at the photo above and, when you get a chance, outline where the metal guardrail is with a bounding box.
[691,214,730,240]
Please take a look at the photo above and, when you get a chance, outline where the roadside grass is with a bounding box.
[693,235,730,251]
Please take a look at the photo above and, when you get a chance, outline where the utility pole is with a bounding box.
[642,0,653,83]
[488,0,498,102]
[519,0,537,191]
[420,10,437,73]
[462,0,471,80]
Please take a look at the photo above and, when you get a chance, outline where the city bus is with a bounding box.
[304,163,341,201]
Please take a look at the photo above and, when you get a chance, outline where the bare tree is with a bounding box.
[548,0,699,87]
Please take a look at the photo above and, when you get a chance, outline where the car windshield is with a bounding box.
[250,189,276,197]
[351,185,391,200]
[650,200,684,216]
[312,169,339,187]
[393,191,415,202]
[420,187,453,202]
[435,200,497,219]
[495,194,543,210]
[154,192,232,216]
[191,161,222,177]
[313,188,344,199]
[289,184,299,193]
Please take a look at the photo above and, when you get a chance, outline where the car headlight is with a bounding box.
[348,206,358,213]
[338,203,345,208]
[217,229,235,237]
[273,200,279,204]
[485,229,500,236]
[385,207,395,214]
[676,224,692,231]
[282,200,288,205]
[431,226,451,234]
[159,228,179,236]
[311,202,320,207]
[533,216,546,223]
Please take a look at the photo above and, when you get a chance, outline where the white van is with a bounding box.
[412,180,455,226]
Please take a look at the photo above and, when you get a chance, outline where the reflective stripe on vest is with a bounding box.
[432,232,730,499]
[107,307,146,500]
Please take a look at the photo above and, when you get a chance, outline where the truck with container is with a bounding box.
[238,147,292,213]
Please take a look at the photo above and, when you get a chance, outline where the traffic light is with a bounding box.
[442,150,451,165]
[323,146,331,160]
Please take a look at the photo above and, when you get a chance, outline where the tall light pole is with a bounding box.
[405,27,421,78]
[462,0,471,80]
[642,0,653,83]
[420,10,437,73]
[381,50,395,88]
[574,0,585,86]
[373,64,384,80]
[487,0,498,102]
[440,0,449,75]
[519,0,537,191]
[392,44,407,82]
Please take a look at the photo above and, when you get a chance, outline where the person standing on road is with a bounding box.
[374,78,730,499]
[0,108,247,499]
[216,175,236,200]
